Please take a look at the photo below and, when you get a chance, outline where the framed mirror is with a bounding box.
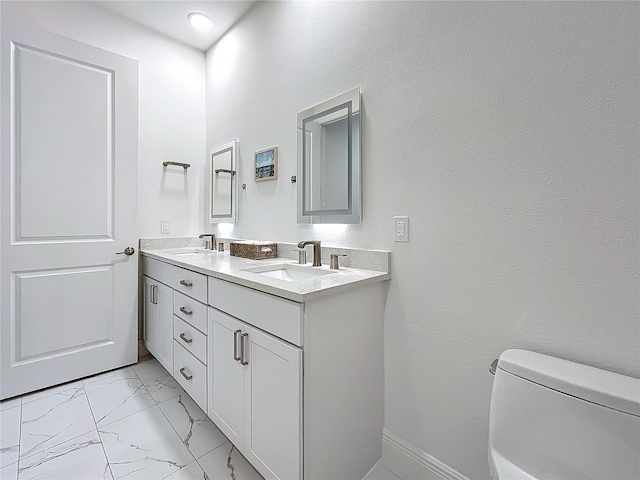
[208,139,238,223]
[297,87,361,224]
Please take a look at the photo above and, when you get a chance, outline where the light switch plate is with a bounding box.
[161,220,170,234]
[394,216,409,243]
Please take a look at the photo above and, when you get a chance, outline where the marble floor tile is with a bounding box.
[21,381,83,406]
[19,386,94,460]
[0,398,21,413]
[158,393,228,459]
[197,442,263,480]
[132,359,185,404]
[3,360,290,480]
[84,369,155,427]
[18,430,112,480]
[99,405,194,480]
[0,406,21,468]
[143,373,185,405]
[131,357,170,383]
[82,366,136,386]
[161,460,208,480]
[0,460,18,480]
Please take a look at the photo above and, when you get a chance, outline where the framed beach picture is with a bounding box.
[254,146,278,182]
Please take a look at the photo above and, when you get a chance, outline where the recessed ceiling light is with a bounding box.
[188,12,213,32]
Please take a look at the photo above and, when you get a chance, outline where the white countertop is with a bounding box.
[141,247,391,303]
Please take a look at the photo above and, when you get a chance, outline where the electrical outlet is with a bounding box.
[161,220,170,234]
[394,216,409,243]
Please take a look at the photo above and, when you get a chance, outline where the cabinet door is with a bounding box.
[142,276,158,356]
[243,325,302,480]
[154,282,174,373]
[208,308,244,446]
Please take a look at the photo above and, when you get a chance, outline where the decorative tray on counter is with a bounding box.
[230,241,277,260]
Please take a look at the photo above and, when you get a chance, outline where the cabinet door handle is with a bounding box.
[179,306,193,316]
[179,280,193,287]
[151,285,158,304]
[179,367,193,380]
[233,329,241,361]
[240,333,249,366]
[179,333,192,344]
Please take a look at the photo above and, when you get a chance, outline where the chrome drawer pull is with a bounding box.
[240,333,249,366]
[151,285,158,305]
[179,306,193,316]
[180,280,193,287]
[179,367,192,380]
[233,329,241,361]
[179,333,192,344]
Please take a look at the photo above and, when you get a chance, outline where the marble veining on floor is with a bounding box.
[0,357,263,480]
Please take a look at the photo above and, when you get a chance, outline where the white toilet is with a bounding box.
[488,349,640,479]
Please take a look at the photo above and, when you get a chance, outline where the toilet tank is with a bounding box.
[488,349,640,480]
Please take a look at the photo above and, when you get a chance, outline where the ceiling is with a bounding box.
[92,1,257,51]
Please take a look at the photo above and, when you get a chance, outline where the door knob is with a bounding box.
[116,247,135,256]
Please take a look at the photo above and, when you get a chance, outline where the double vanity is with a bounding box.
[141,239,390,480]
[144,87,385,479]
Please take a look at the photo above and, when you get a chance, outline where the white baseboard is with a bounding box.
[382,429,469,480]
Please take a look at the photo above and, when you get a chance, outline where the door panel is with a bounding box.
[155,282,173,373]
[15,266,113,360]
[244,325,302,480]
[16,44,113,240]
[208,308,244,445]
[1,24,138,399]
[143,276,158,357]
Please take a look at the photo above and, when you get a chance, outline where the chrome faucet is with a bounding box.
[199,233,217,250]
[297,240,321,266]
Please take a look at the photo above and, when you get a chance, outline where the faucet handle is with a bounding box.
[330,254,347,270]
[294,249,307,265]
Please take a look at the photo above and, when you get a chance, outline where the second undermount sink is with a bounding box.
[243,264,336,282]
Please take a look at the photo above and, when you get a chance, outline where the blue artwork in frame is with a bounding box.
[254,146,278,182]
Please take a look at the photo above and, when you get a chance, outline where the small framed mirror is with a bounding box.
[297,87,361,224]
[208,139,238,223]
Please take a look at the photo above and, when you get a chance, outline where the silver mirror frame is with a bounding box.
[297,88,362,224]
[208,139,238,224]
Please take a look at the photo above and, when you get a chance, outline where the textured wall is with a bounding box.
[1,1,207,239]
[206,2,639,477]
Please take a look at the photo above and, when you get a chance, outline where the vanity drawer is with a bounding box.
[143,257,207,303]
[173,341,207,412]
[208,277,303,346]
[173,316,207,365]
[173,291,207,333]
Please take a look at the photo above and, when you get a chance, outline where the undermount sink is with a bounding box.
[243,264,336,282]
[163,249,216,256]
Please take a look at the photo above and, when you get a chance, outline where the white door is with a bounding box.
[243,325,302,480]
[0,24,138,399]
[208,308,244,446]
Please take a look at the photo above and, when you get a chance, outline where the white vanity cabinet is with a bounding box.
[142,252,386,480]
[207,276,384,480]
[142,257,209,411]
[142,275,173,372]
[208,308,302,480]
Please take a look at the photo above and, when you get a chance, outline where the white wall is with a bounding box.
[206,2,639,477]
[1,0,206,239]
